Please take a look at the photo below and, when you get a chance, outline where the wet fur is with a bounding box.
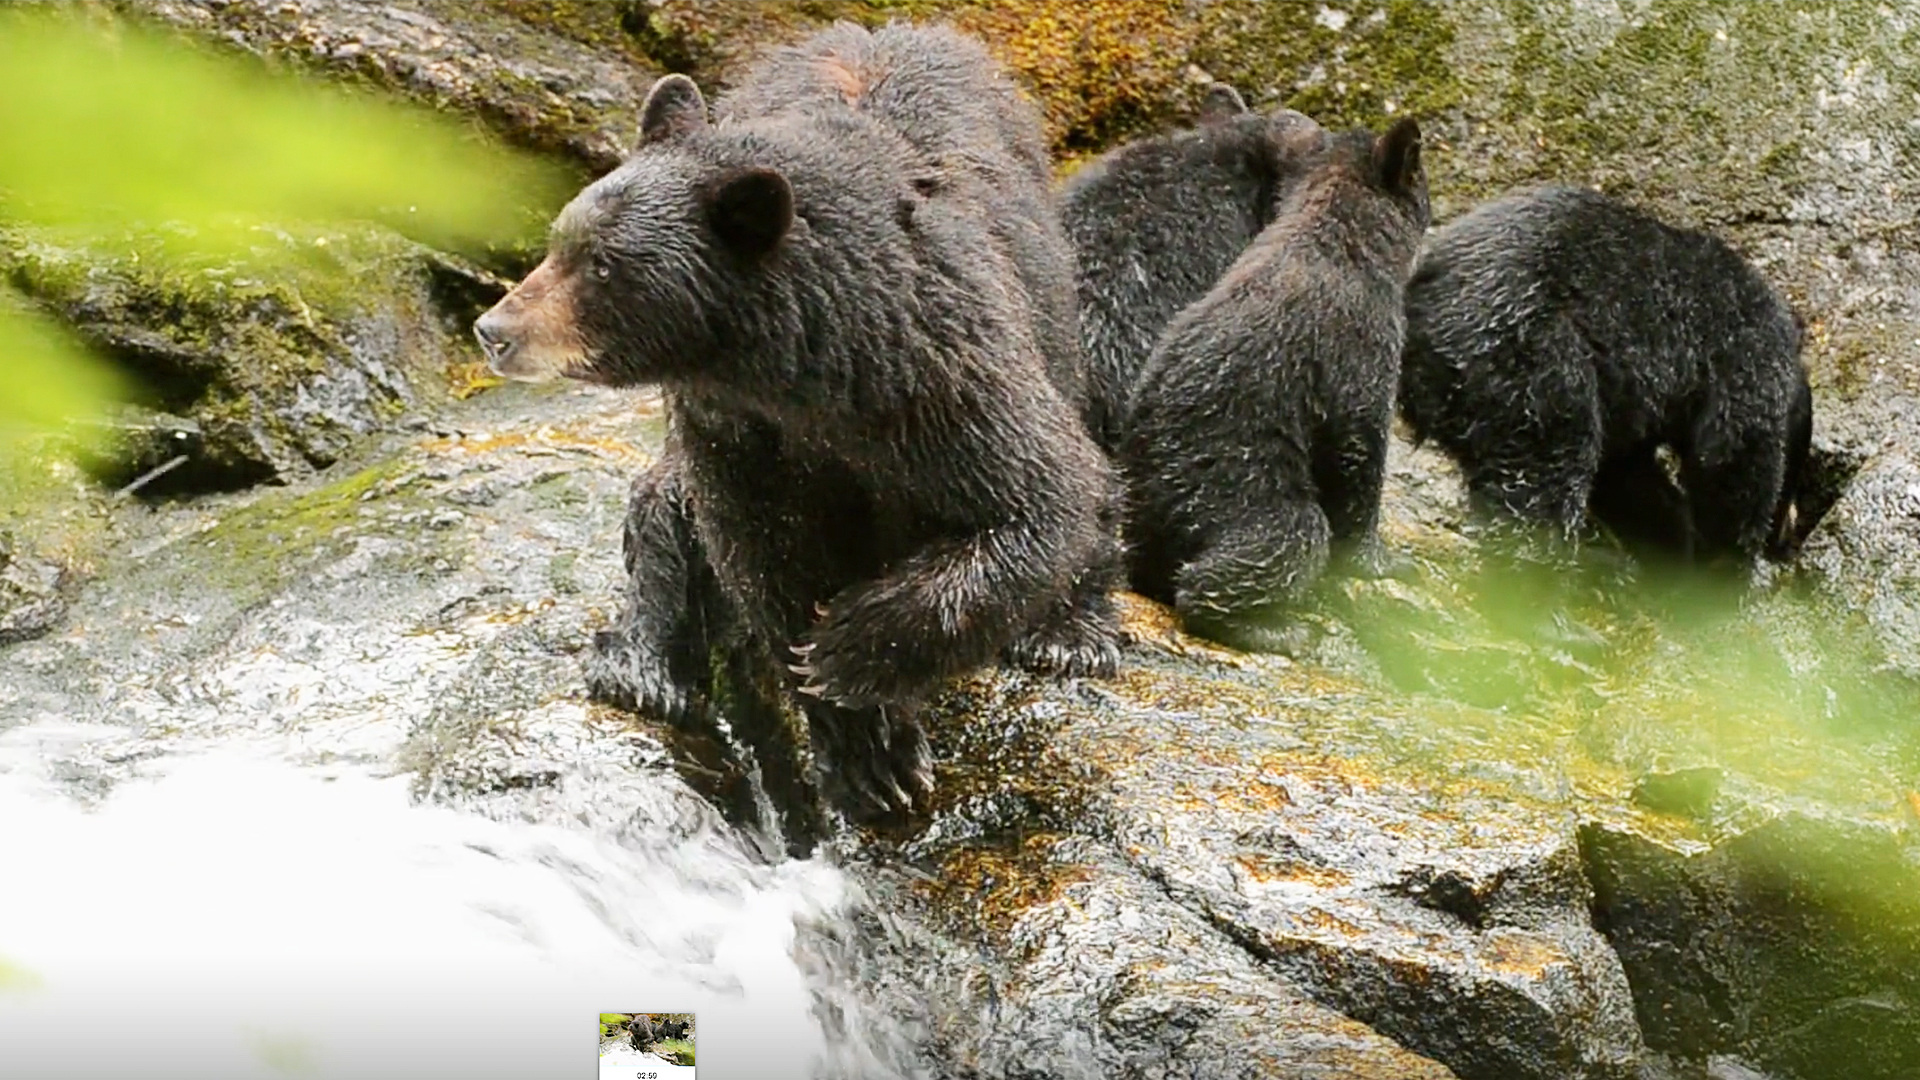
[1398,185,1812,563]
[569,23,1118,824]
[1121,120,1430,649]
[1061,96,1327,452]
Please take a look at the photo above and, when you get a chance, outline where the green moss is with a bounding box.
[2,224,467,483]
[638,0,909,83]
[481,1,654,63]
[1194,1,1464,133]
[464,59,625,173]
[1465,0,1906,204]
[191,456,418,597]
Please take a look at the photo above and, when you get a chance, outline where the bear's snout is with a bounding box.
[471,311,515,367]
[470,255,589,383]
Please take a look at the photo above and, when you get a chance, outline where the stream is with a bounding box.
[0,729,891,1079]
[0,387,923,1080]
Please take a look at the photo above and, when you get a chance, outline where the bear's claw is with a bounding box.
[585,629,694,722]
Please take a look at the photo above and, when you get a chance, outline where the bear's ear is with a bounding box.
[1197,83,1248,125]
[637,74,709,148]
[1373,117,1423,195]
[705,167,793,257]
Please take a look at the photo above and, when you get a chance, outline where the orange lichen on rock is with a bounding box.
[1235,853,1354,889]
[924,832,1093,941]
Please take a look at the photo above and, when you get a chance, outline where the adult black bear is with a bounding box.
[1061,90,1327,452]
[1122,119,1430,651]
[1398,185,1812,563]
[474,23,1115,822]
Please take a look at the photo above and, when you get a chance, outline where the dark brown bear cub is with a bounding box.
[1398,185,1812,564]
[1061,90,1327,453]
[1121,119,1429,652]
[473,23,1114,821]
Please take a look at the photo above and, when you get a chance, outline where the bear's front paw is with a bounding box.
[586,629,694,721]
[1003,611,1122,679]
[785,638,892,708]
[806,704,935,820]
[786,598,936,706]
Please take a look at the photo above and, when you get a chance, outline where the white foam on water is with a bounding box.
[0,742,855,1079]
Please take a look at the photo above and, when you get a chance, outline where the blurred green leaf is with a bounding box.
[0,9,571,256]
[0,297,125,446]
[0,7,572,450]
[0,954,45,992]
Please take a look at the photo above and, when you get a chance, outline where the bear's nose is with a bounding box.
[472,313,511,361]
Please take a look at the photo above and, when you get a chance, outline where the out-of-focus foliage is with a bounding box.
[0,299,125,450]
[0,954,44,992]
[0,10,568,252]
[654,1036,694,1064]
[0,8,569,450]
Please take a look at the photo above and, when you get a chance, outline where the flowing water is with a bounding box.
[0,723,921,1079]
[0,387,938,1079]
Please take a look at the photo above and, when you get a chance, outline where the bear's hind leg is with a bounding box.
[1002,574,1123,678]
[1589,442,1695,561]
[1003,519,1124,679]
[1461,417,1602,542]
[1458,322,1604,542]
[1173,504,1331,652]
[1315,410,1412,579]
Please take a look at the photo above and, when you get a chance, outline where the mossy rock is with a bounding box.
[129,0,653,176]
[2,223,490,495]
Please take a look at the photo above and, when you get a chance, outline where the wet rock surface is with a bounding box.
[837,835,1466,1080]
[1585,815,1920,1080]
[130,0,652,173]
[1798,398,1920,683]
[0,532,66,646]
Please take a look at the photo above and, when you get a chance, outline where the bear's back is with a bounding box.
[1134,131,1420,436]
[1063,113,1287,328]
[716,21,1050,187]
[1064,110,1326,448]
[1412,185,1794,391]
[715,21,1086,414]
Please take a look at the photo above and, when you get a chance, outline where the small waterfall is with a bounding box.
[0,732,911,1079]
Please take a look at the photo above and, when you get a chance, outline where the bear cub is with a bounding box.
[1122,119,1429,651]
[1397,185,1812,564]
[473,22,1115,821]
[1061,87,1329,453]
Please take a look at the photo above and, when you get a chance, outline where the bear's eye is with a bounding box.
[592,259,612,282]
